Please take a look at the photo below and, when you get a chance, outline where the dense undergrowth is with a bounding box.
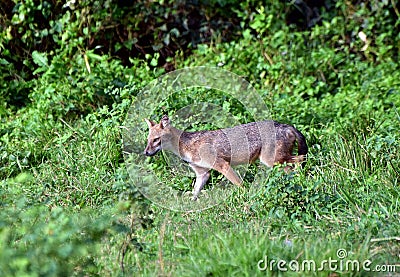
[1,0,399,276]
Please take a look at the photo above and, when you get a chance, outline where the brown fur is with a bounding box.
[144,115,308,200]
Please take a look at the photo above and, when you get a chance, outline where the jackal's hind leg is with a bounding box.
[189,164,211,201]
[212,159,243,188]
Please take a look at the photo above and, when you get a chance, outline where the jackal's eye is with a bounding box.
[153,137,161,144]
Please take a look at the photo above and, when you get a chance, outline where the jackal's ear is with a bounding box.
[144,118,155,128]
[160,115,170,128]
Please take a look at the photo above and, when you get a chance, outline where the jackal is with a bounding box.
[144,115,308,200]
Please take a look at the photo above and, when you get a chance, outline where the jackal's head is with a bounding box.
[143,115,171,156]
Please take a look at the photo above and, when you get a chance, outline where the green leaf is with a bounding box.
[32,50,48,67]
[86,51,103,61]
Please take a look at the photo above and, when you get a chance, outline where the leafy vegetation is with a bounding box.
[1,0,399,276]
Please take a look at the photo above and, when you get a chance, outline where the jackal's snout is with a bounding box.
[143,150,158,156]
[143,145,160,156]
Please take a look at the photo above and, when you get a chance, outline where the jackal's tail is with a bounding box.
[292,127,308,164]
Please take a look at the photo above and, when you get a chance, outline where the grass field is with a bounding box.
[1,1,399,276]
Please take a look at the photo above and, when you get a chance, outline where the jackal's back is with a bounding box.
[178,120,277,165]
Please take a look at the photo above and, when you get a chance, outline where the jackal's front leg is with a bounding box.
[189,165,211,201]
